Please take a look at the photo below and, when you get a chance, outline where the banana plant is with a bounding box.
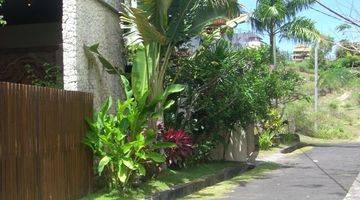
[120,0,243,103]
[84,75,178,189]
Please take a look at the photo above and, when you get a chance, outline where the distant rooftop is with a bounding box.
[232,32,263,48]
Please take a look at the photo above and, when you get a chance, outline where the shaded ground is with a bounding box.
[224,143,360,200]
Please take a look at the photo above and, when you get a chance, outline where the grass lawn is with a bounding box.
[80,162,243,200]
[181,162,280,200]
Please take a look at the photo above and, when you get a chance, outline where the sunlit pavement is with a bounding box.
[224,143,360,200]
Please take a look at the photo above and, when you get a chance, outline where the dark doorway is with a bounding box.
[0,0,63,88]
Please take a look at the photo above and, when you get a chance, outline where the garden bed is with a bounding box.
[81,162,245,200]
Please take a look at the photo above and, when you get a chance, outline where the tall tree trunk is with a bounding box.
[269,32,277,67]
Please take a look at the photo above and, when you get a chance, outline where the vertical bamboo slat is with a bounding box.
[0,82,93,200]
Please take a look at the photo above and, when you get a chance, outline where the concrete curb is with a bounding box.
[344,172,360,200]
[280,142,306,154]
[149,163,250,200]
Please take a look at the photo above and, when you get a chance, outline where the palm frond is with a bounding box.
[336,23,352,32]
[286,0,316,16]
[279,17,321,42]
[251,0,286,33]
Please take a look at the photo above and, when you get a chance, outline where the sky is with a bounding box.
[236,0,360,53]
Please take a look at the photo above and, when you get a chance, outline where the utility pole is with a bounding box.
[314,42,319,131]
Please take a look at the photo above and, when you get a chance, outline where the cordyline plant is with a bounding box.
[120,0,243,105]
[163,128,193,168]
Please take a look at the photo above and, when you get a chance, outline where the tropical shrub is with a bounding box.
[24,63,63,88]
[319,66,355,92]
[284,100,314,136]
[166,40,271,149]
[262,108,285,135]
[85,96,176,190]
[163,129,193,168]
[329,100,340,110]
[259,132,275,150]
[336,55,360,68]
[315,125,353,140]
[190,139,219,163]
[84,74,184,190]
[355,92,360,105]
[165,38,303,158]
[118,0,242,106]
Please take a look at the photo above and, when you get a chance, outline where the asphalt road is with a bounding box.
[224,143,360,200]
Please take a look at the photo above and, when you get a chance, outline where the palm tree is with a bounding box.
[120,0,242,102]
[251,0,321,66]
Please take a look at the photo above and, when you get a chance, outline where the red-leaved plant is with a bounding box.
[163,129,193,168]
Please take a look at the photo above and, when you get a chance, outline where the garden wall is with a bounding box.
[62,0,125,108]
[0,82,93,200]
[212,125,255,162]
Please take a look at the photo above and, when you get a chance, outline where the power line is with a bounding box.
[310,7,345,23]
[315,0,360,28]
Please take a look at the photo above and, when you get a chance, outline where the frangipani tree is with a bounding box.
[120,0,242,103]
[251,0,321,66]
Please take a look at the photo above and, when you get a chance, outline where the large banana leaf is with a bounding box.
[138,0,174,31]
[121,6,167,45]
[132,45,153,100]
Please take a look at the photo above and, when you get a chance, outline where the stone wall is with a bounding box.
[212,124,255,162]
[63,0,125,108]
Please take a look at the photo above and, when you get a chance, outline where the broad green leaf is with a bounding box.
[84,44,123,76]
[145,130,156,143]
[122,143,133,154]
[114,129,126,142]
[164,84,185,97]
[120,75,133,99]
[153,141,176,149]
[100,97,112,118]
[136,133,145,142]
[138,0,173,31]
[136,151,147,159]
[98,156,111,175]
[163,100,175,110]
[132,47,150,100]
[117,163,127,183]
[98,56,117,74]
[119,118,130,131]
[128,7,167,44]
[122,158,136,170]
[137,163,146,176]
[146,152,166,163]
[85,43,100,54]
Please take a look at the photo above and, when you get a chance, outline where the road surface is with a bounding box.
[224,143,360,200]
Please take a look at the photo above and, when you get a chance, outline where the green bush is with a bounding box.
[85,97,175,190]
[355,92,360,105]
[314,125,353,140]
[259,132,275,150]
[165,39,302,158]
[320,66,355,92]
[336,55,360,68]
[84,75,183,190]
[284,100,314,136]
[329,100,340,110]
[281,133,299,145]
